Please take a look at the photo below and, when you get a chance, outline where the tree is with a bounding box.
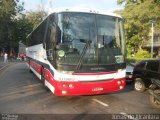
[117,0,160,5]
[25,10,48,29]
[12,9,47,53]
[23,10,48,45]
[0,0,24,53]
[0,0,48,55]
[117,0,160,51]
[12,17,33,51]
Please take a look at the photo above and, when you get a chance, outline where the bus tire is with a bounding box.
[41,68,49,91]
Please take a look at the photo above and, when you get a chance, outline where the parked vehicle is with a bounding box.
[132,60,160,92]
[149,78,160,109]
[126,64,134,82]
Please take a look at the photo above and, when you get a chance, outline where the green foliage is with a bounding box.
[117,0,160,5]
[117,0,143,5]
[135,49,151,58]
[26,10,48,29]
[0,0,24,53]
[127,49,151,63]
[24,10,48,45]
[127,57,152,63]
[116,0,160,51]
[14,18,33,45]
[0,0,47,54]
[126,45,134,57]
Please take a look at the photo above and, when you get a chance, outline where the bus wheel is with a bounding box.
[41,68,49,91]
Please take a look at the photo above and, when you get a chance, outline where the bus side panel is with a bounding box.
[30,60,42,76]
[26,56,56,94]
[26,44,47,79]
[26,44,47,64]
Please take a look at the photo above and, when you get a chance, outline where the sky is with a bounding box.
[21,0,123,13]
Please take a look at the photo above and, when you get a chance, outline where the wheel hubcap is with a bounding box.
[135,81,142,91]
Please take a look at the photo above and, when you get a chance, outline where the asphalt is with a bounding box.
[0,62,159,114]
[0,57,21,70]
[0,57,8,70]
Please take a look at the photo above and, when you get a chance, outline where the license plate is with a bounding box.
[92,87,104,92]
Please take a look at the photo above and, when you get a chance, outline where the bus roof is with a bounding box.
[51,8,122,18]
[27,8,122,38]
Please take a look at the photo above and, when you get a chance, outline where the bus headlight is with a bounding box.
[119,86,123,89]
[62,83,73,89]
[117,81,121,85]
[62,84,67,88]
[62,90,67,94]
[69,84,73,88]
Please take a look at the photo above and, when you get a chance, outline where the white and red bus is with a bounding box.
[26,9,126,96]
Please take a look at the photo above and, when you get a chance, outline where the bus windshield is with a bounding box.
[56,12,125,71]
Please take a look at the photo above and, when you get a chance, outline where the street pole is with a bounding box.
[151,22,154,58]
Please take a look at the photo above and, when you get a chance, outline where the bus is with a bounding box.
[26,9,126,96]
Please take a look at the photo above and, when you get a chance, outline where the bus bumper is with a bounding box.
[52,78,126,96]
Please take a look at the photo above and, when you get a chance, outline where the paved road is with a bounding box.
[0,63,159,116]
[0,57,19,70]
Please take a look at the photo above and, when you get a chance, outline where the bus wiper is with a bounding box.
[76,39,92,70]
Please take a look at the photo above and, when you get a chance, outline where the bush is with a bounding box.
[135,50,151,58]
[126,45,134,58]
[127,57,152,63]
[127,49,152,63]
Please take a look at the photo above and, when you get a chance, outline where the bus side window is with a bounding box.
[46,22,57,65]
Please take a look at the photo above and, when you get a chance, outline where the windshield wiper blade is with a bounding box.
[75,39,91,70]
